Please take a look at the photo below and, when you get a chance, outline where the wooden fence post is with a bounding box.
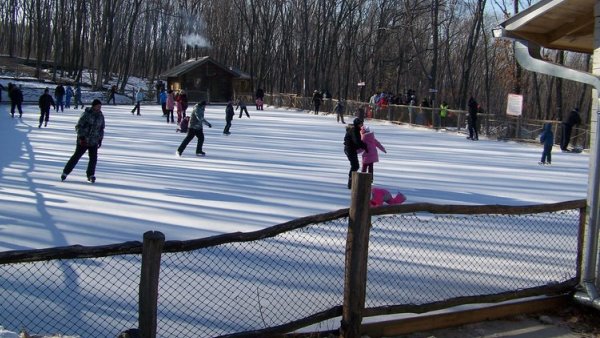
[139,231,165,338]
[340,172,372,338]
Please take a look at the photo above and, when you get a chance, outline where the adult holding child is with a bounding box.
[343,118,368,189]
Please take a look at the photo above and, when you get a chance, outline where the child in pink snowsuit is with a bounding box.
[370,187,406,207]
[359,125,386,173]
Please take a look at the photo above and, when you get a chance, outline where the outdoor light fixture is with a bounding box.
[492,27,505,38]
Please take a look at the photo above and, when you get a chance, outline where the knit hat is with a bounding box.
[92,99,102,107]
[362,125,370,133]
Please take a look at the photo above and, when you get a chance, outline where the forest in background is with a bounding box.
[0,0,593,123]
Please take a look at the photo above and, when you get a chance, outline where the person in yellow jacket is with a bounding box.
[439,101,448,129]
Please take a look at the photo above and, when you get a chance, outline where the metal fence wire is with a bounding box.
[0,207,581,337]
[0,255,140,337]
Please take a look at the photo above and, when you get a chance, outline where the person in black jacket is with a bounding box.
[9,84,24,118]
[54,84,65,112]
[38,88,56,128]
[560,108,582,151]
[344,118,368,189]
[223,100,234,135]
[467,96,479,140]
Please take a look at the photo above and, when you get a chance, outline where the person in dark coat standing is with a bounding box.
[9,84,24,118]
[0,83,5,103]
[223,100,234,135]
[55,84,65,112]
[467,96,479,140]
[312,90,322,114]
[334,100,346,123]
[38,88,56,128]
[539,123,554,165]
[108,85,117,105]
[176,101,212,157]
[344,118,368,189]
[560,108,581,151]
[61,99,105,183]
[255,88,264,101]
[74,83,84,109]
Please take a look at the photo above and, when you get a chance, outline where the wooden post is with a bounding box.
[139,231,165,338]
[340,172,372,338]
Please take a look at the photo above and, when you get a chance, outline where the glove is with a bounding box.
[79,137,87,147]
[208,124,212,128]
[98,140,102,148]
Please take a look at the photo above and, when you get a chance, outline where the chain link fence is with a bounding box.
[0,202,583,337]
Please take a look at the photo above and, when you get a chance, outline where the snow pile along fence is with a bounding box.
[0,184,585,337]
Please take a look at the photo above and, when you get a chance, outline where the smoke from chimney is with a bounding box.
[181,33,211,48]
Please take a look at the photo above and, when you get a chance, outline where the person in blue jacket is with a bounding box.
[539,123,554,165]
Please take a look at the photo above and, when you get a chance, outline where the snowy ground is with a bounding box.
[0,97,589,252]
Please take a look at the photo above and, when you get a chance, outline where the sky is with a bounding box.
[0,76,592,337]
[0,77,590,252]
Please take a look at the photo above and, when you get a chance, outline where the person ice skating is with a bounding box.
[74,83,84,109]
[236,98,250,118]
[467,96,479,140]
[358,125,386,174]
[439,101,448,129]
[370,187,406,207]
[176,101,212,157]
[159,89,167,116]
[255,88,265,101]
[61,99,105,183]
[38,88,56,128]
[65,85,74,109]
[312,90,322,114]
[0,83,5,103]
[131,88,143,115]
[155,80,164,104]
[344,118,368,189]
[177,89,188,117]
[255,97,264,110]
[560,108,581,151]
[166,90,175,123]
[539,123,554,165]
[108,85,117,105]
[334,100,346,123]
[9,83,23,118]
[223,100,234,135]
[55,84,65,112]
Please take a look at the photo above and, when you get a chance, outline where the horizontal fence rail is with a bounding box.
[0,200,585,337]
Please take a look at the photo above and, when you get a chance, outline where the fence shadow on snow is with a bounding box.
[0,178,586,337]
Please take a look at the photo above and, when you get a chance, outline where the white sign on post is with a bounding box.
[506,93,523,116]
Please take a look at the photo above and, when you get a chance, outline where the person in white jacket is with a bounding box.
[176,101,212,157]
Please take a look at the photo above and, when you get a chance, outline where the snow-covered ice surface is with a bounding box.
[0,101,589,251]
